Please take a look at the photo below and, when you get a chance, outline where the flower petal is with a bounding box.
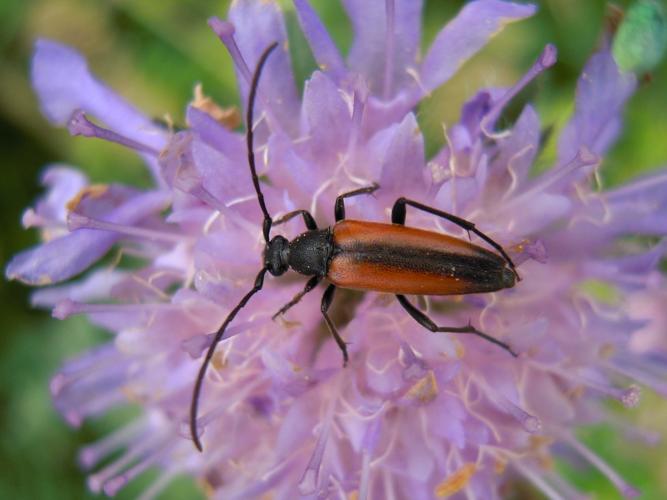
[31,270,126,308]
[558,50,637,164]
[31,39,167,152]
[6,190,171,285]
[552,169,667,250]
[186,106,245,164]
[485,104,540,201]
[227,0,299,135]
[293,0,346,80]
[419,1,536,94]
[6,230,118,286]
[342,0,423,97]
[369,112,426,194]
[301,71,352,161]
[34,165,88,224]
[268,132,323,202]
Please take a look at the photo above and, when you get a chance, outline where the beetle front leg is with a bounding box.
[272,275,321,319]
[396,294,517,357]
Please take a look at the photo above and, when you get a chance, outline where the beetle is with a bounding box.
[190,42,520,451]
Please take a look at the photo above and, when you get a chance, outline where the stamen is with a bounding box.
[21,208,62,229]
[358,419,382,500]
[513,461,571,500]
[53,298,175,320]
[510,239,548,265]
[184,378,265,440]
[181,320,257,359]
[494,392,543,433]
[434,463,476,498]
[606,412,661,446]
[88,434,158,493]
[481,44,557,138]
[383,0,396,99]
[583,378,641,408]
[508,148,599,209]
[399,341,428,381]
[67,212,190,244]
[545,363,642,408]
[298,381,340,496]
[207,17,253,85]
[540,146,600,192]
[560,431,639,498]
[52,352,128,425]
[604,353,667,397]
[51,342,122,385]
[64,389,125,426]
[137,469,177,500]
[503,143,532,188]
[382,469,398,500]
[103,441,169,497]
[297,422,330,495]
[68,110,160,157]
[347,92,365,155]
[79,417,148,469]
[50,345,127,425]
[543,469,591,500]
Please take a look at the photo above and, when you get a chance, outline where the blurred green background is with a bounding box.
[1,1,666,499]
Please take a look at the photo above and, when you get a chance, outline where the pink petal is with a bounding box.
[227,0,299,135]
[293,0,346,80]
[420,1,536,95]
[558,50,637,163]
[341,0,423,97]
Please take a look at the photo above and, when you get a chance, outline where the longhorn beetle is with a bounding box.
[190,42,520,451]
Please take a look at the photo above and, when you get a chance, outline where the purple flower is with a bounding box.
[7,0,667,498]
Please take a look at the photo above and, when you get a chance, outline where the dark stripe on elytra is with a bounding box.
[336,242,505,286]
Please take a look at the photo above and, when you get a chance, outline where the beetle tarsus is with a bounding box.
[396,294,516,357]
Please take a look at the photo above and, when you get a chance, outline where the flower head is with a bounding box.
[7,0,667,498]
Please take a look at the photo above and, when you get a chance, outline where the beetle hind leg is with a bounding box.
[396,295,517,357]
[321,284,349,365]
[391,197,519,280]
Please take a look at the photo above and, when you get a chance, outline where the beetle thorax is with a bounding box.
[288,229,332,276]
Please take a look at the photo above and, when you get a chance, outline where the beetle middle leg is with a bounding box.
[335,183,379,221]
[273,209,317,231]
[391,197,519,278]
[396,294,517,357]
[321,284,349,365]
[272,275,321,319]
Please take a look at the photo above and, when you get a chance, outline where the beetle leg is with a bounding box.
[272,275,321,319]
[273,209,317,231]
[396,294,517,357]
[321,284,349,365]
[335,183,380,221]
[391,197,519,279]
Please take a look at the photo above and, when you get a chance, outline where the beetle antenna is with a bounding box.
[190,267,268,451]
[247,41,279,243]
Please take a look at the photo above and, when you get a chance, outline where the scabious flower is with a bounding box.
[7,0,667,498]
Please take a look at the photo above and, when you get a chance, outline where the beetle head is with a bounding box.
[264,235,290,276]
